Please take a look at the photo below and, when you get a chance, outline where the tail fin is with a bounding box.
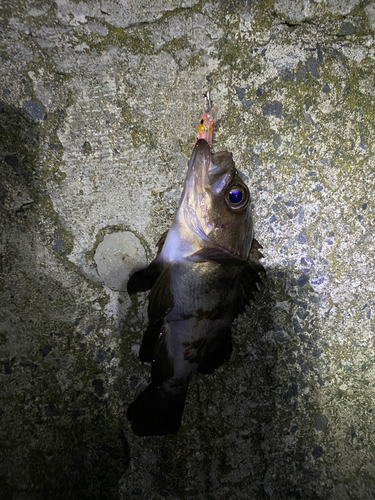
[127,379,188,436]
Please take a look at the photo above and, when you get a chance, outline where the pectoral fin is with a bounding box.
[189,247,250,266]
[189,239,265,269]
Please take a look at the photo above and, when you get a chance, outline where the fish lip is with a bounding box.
[188,139,211,174]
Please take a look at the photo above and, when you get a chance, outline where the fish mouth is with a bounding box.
[188,139,235,186]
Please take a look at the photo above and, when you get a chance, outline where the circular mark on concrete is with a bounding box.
[94,231,147,291]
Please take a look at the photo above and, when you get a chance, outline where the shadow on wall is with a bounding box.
[243,264,326,499]
[0,102,130,500]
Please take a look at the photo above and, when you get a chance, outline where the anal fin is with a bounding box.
[139,320,163,363]
[151,332,174,384]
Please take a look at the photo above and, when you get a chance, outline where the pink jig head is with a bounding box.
[194,105,218,146]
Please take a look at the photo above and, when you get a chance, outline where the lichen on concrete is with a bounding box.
[1,0,375,499]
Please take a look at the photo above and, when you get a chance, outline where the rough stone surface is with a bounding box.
[1,1,375,499]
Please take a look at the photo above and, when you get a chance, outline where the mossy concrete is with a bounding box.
[1,1,375,499]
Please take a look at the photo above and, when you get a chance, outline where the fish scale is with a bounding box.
[169,262,235,317]
[165,262,239,377]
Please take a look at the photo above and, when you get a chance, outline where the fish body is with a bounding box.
[127,138,264,436]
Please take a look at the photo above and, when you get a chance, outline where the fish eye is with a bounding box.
[225,183,249,210]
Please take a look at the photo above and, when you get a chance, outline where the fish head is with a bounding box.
[182,139,253,258]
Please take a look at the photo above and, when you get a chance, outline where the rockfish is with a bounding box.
[127,111,264,436]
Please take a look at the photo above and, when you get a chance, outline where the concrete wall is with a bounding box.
[1,1,375,498]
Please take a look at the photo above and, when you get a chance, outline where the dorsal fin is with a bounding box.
[249,238,264,261]
[233,238,265,318]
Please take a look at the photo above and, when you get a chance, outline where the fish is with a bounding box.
[126,107,264,437]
